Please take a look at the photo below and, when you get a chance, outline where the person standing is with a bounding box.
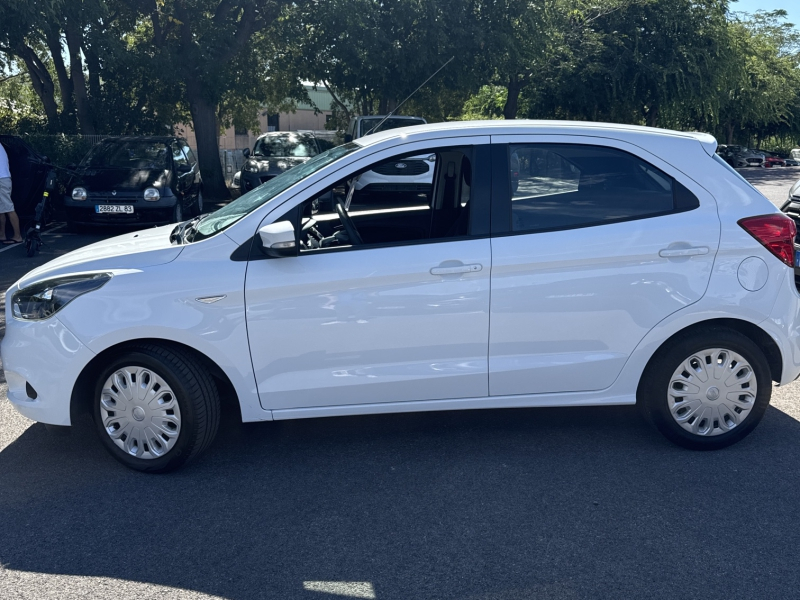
[0,141,22,244]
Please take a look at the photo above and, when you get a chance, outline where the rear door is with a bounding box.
[488,136,720,396]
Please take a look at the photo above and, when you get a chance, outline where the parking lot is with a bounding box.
[1,167,800,599]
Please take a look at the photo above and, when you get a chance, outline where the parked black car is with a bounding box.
[0,134,53,218]
[64,136,202,229]
[240,132,320,193]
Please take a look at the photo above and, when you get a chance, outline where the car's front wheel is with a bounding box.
[638,328,771,450]
[93,344,220,472]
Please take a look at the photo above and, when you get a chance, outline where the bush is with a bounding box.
[20,134,104,168]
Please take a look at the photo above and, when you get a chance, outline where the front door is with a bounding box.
[488,139,720,396]
[245,143,493,410]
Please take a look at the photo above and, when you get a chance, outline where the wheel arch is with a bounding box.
[70,338,242,423]
[640,317,783,386]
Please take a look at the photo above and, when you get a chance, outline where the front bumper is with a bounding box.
[1,311,95,426]
[241,171,280,192]
[64,194,179,226]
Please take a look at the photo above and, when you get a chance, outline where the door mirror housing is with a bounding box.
[242,148,250,158]
[343,134,353,143]
[258,220,296,257]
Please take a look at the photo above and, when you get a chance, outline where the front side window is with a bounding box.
[289,147,475,253]
[180,141,197,165]
[194,143,359,240]
[508,144,691,233]
[172,143,189,167]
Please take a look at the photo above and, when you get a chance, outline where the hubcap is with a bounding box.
[99,366,182,459]
[668,348,757,437]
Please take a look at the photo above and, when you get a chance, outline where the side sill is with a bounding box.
[270,393,636,421]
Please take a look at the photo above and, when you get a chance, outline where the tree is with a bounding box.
[275,0,481,123]
[119,0,298,198]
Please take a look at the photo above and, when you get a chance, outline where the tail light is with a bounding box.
[738,214,796,267]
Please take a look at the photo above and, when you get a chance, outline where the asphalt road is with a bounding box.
[1,168,800,600]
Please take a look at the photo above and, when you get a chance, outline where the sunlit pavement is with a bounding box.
[1,169,800,599]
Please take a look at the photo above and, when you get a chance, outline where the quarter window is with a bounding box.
[509,144,695,233]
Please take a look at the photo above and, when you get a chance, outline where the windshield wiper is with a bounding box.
[182,214,210,244]
[170,216,201,245]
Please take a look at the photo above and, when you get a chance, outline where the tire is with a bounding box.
[638,328,771,450]
[92,344,220,473]
[173,201,183,223]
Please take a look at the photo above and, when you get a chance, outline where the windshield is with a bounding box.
[83,141,170,169]
[252,133,319,158]
[359,118,426,137]
[194,143,360,240]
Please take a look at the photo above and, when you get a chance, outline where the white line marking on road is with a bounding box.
[0,223,67,255]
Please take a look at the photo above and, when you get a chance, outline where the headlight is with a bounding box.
[12,273,112,321]
[143,187,160,201]
[72,187,87,201]
[244,160,268,173]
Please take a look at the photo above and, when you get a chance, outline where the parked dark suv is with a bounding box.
[240,132,321,193]
[64,136,202,229]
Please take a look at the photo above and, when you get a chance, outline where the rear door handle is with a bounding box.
[659,246,709,258]
[430,263,483,276]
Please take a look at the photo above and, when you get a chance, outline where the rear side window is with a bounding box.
[508,144,698,234]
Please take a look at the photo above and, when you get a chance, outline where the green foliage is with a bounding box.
[1,0,800,153]
[460,85,508,120]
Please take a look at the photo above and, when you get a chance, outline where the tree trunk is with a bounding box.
[503,76,521,120]
[44,27,75,131]
[83,39,102,100]
[187,85,229,200]
[65,20,96,135]
[646,103,659,128]
[725,122,734,145]
[19,46,59,131]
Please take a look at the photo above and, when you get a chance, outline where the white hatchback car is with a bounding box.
[4,121,800,472]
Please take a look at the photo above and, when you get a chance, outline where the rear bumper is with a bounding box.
[763,270,800,385]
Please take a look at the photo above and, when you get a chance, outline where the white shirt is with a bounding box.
[0,143,10,179]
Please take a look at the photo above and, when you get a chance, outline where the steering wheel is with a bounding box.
[334,196,363,245]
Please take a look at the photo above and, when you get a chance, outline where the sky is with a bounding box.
[728,0,799,26]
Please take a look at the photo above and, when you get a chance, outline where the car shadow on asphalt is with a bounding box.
[2,403,800,599]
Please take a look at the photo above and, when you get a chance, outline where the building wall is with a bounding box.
[175,108,333,154]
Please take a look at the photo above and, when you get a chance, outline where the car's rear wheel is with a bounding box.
[93,344,220,472]
[638,328,771,450]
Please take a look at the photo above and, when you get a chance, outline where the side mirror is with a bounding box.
[242,148,251,158]
[258,220,296,257]
[176,163,192,173]
[344,134,353,143]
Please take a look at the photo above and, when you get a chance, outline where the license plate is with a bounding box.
[95,205,134,214]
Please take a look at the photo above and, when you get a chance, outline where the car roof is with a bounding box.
[255,131,316,140]
[355,120,718,156]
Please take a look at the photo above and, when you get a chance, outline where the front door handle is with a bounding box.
[659,246,709,258]
[430,263,483,276]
